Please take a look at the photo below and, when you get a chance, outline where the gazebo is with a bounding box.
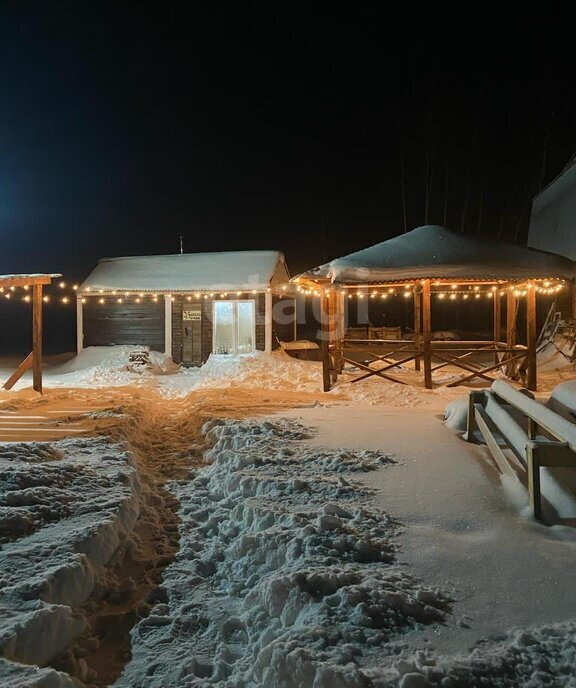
[295,225,575,392]
[0,273,61,394]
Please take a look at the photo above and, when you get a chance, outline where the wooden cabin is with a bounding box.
[78,251,295,365]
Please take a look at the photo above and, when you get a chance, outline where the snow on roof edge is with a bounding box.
[80,250,288,291]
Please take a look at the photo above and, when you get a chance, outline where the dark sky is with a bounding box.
[1,1,576,284]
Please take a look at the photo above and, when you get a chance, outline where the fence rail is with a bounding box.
[467,380,576,520]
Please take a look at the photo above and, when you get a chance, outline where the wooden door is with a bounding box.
[182,303,203,366]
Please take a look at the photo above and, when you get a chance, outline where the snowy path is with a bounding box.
[285,404,576,657]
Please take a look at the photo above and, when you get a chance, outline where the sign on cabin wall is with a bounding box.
[183,309,202,321]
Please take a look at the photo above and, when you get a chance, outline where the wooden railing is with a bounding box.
[322,338,529,390]
[467,380,576,521]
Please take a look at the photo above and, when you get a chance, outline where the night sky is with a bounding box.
[1,2,576,284]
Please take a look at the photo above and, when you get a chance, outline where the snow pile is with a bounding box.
[116,417,450,687]
[443,396,468,432]
[0,658,76,688]
[546,379,576,422]
[0,437,140,674]
[27,346,437,407]
[390,621,576,687]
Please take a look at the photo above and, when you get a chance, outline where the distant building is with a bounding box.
[78,251,295,365]
[528,157,576,260]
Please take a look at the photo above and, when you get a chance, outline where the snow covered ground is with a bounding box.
[0,346,576,686]
[0,346,449,407]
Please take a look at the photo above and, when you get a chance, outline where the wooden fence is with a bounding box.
[467,380,576,521]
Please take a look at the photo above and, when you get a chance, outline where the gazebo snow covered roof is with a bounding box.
[300,225,574,284]
[81,250,289,292]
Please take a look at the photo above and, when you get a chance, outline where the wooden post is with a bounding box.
[320,293,331,392]
[422,279,432,389]
[76,295,84,354]
[264,291,273,354]
[506,289,517,378]
[493,290,501,365]
[338,289,345,373]
[526,443,542,521]
[526,282,537,391]
[164,294,173,358]
[32,284,43,393]
[413,285,421,371]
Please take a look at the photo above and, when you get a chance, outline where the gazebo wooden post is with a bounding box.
[505,288,517,378]
[422,279,432,389]
[337,289,345,373]
[493,290,501,365]
[320,292,331,392]
[526,282,537,391]
[32,284,43,393]
[413,284,421,371]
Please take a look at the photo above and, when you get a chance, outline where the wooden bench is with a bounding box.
[467,380,576,521]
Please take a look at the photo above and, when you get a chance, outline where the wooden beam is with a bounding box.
[493,292,501,365]
[0,275,55,288]
[76,295,84,353]
[526,442,542,520]
[505,289,517,378]
[526,282,537,391]
[413,285,421,371]
[32,284,43,393]
[422,279,432,388]
[320,294,331,392]
[264,291,273,354]
[474,404,518,478]
[2,352,34,390]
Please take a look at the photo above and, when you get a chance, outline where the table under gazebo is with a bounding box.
[295,225,575,392]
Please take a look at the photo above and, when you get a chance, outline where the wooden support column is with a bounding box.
[337,289,345,373]
[526,282,537,391]
[32,284,43,393]
[320,293,331,392]
[413,285,421,371]
[264,291,273,354]
[422,279,432,389]
[506,289,517,378]
[164,294,173,358]
[493,290,501,365]
[76,295,84,354]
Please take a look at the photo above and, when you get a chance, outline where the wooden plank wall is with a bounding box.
[83,299,165,351]
[272,295,295,347]
[171,294,268,363]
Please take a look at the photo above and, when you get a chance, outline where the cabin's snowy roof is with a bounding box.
[80,251,287,292]
[299,225,575,283]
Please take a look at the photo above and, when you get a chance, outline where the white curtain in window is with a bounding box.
[213,300,255,354]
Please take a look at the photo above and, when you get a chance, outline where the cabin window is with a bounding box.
[213,300,255,355]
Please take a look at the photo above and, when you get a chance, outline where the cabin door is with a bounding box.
[182,303,203,366]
